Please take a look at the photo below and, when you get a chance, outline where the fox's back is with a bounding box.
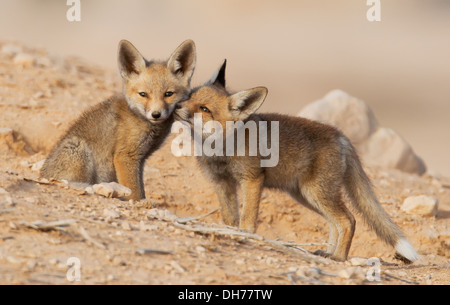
[254,113,346,189]
[66,96,121,149]
[258,112,343,156]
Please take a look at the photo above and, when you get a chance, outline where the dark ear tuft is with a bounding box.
[212,59,227,88]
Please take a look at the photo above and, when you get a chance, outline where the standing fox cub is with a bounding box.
[41,40,196,200]
[175,60,418,262]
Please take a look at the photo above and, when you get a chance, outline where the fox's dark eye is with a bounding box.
[165,91,174,97]
[200,106,210,113]
[139,92,148,98]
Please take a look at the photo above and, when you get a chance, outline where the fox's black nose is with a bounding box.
[152,111,161,119]
[175,104,182,109]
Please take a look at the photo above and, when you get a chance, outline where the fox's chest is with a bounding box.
[197,155,263,184]
[197,156,234,181]
[114,103,173,159]
[135,118,173,157]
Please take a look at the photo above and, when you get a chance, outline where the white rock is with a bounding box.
[84,186,95,195]
[139,220,157,232]
[92,182,131,198]
[51,121,62,128]
[349,257,368,266]
[31,160,45,172]
[109,182,132,198]
[363,127,426,175]
[26,259,38,271]
[170,261,186,273]
[401,195,438,217]
[0,128,13,139]
[1,44,22,56]
[147,208,178,222]
[299,90,379,145]
[120,221,132,231]
[93,183,115,198]
[298,90,426,175]
[338,267,365,280]
[13,53,35,67]
[147,208,161,219]
[0,187,9,195]
[0,187,13,206]
[265,257,279,265]
[0,128,34,156]
[32,91,45,99]
[6,256,21,264]
[36,56,53,68]
[195,246,207,254]
[103,208,120,219]
[163,210,178,222]
[112,256,126,266]
[0,127,13,133]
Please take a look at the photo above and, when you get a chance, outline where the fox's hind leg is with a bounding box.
[40,137,95,183]
[289,188,338,256]
[298,181,355,261]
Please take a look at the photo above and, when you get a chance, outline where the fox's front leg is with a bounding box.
[239,175,264,233]
[113,154,145,200]
[213,179,239,227]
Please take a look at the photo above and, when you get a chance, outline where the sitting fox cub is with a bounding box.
[41,40,196,200]
[175,60,418,262]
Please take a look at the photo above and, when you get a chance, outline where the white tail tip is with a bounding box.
[395,238,419,262]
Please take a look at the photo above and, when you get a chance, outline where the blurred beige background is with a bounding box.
[1,0,449,176]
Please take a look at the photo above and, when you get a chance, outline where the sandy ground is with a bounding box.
[0,42,449,285]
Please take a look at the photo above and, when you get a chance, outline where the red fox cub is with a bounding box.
[174,60,418,262]
[41,40,196,200]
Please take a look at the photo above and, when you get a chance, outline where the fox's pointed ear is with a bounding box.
[229,87,268,121]
[118,40,147,79]
[167,39,196,86]
[207,59,227,88]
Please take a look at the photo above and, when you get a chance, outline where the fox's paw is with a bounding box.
[314,250,346,262]
[393,252,414,265]
[313,249,331,258]
[238,227,256,234]
[238,223,257,234]
[223,219,239,228]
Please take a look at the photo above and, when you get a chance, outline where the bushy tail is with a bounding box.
[343,144,418,262]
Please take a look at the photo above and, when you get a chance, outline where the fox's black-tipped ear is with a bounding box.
[118,40,147,78]
[210,59,227,88]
